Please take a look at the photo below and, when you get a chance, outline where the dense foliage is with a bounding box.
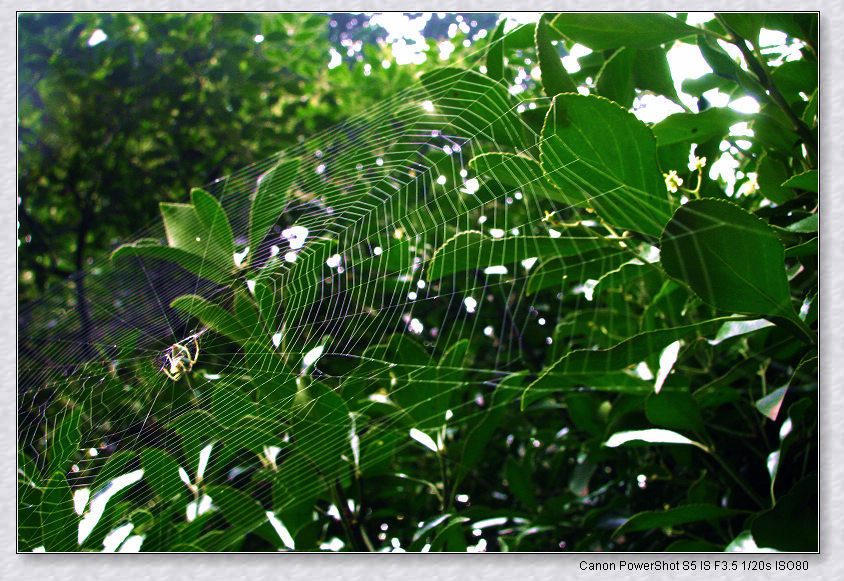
[19,13,818,553]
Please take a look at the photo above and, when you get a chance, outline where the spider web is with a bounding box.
[18,20,814,553]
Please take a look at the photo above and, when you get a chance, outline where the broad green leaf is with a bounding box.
[503,22,537,50]
[523,318,726,408]
[632,48,682,105]
[781,170,818,193]
[757,153,794,205]
[169,410,222,468]
[784,213,818,234]
[222,422,285,456]
[596,48,636,109]
[681,73,734,97]
[525,246,630,295]
[160,201,232,269]
[141,448,185,503]
[91,450,136,494]
[770,60,818,106]
[614,504,747,537]
[505,457,537,512]
[453,373,524,490]
[274,450,322,511]
[243,341,297,407]
[249,158,301,254]
[111,243,234,286]
[206,485,267,530]
[594,262,664,297]
[212,383,256,428]
[541,94,673,238]
[645,391,704,433]
[171,294,252,345]
[550,13,699,50]
[469,152,566,203]
[19,459,43,552]
[536,17,577,97]
[40,472,77,552]
[253,281,279,334]
[751,474,817,551]
[661,199,806,331]
[652,108,748,147]
[293,382,351,476]
[697,34,767,102]
[191,188,235,258]
[420,68,524,149]
[785,236,817,258]
[719,13,765,45]
[565,393,604,437]
[49,407,81,475]
[485,19,506,82]
[427,230,607,281]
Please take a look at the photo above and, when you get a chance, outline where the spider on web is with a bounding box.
[160,332,204,381]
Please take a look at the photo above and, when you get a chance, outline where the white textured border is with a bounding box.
[4,2,841,580]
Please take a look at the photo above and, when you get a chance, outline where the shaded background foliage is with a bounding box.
[18,12,817,553]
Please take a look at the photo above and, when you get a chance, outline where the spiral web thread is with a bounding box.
[18,28,745,552]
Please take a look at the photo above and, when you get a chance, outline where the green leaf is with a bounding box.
[91,450,136,494]
[632,48,683,105]
[171,294,252,345]
[784,212,818,233]
[652,108,748,147]
[614,504,747,537]
[427,230,607,281]
[206,485,267,530]
[541,94,673,238]
[111,243,234,286]
[718,14,764,45]
[697,34,767,102]
[550,13,699,50]
[160,201,232,269]
[420,68,524,149]
[243,341,297,407]
[274,450,322,511]
[523,318,727,409]
[191,188,235,258]
[253,281,280,333]
[751,474,817,551]
[40,472,78,552]
[757,153,794,205]
[249,158,302,254]
[49,407,81,475]
[293,382,351,476]
[781,169,818,193]
[453,373,524,489]
[141,448,185,503]
[536,17,577,97]
[660,199,803,325]
[469,152,566,203]
[505,457,537,512]
[645,391,704,433]
[212,383,256,428]
[596,48,636,109]
[525,246,630,295]
[770,60,818,106]
[485,19,506,83]
[169,410,222,468]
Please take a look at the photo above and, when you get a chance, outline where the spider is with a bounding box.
[161,337,200,381]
